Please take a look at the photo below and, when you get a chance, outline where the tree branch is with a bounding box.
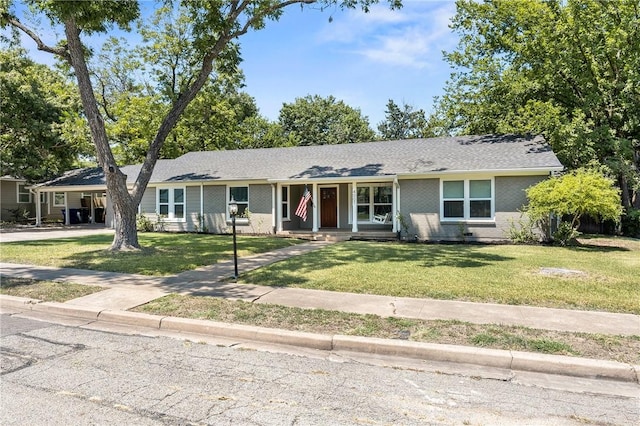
[2,14,71,62]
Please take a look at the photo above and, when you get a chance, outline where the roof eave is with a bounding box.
[396,166,564,179]
[268,175,397,184]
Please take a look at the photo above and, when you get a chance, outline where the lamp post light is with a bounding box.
[229,196,239,280]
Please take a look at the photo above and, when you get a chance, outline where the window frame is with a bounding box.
[53,192,66,207]
[350,183,393,224]
[440,177,495,222]
[156,186,186,222]
[281,185,290,221]
[17,183,31,203]
[227,185,249,223]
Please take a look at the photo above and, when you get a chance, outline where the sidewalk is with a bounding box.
[2,239,640,384]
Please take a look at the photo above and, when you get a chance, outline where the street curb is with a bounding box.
[98,310,163,329]
[160,316,333,351]
[32,301,101,320]
[0,295,41,308]
[332,335,513,369]
[510,350,639,382]
[1,295,638,383]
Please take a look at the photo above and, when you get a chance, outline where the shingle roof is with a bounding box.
[38,134,563,188]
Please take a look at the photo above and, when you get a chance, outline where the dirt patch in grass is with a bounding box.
[0,278,105,302]
[576,235,640,251]
[133,294,640,364]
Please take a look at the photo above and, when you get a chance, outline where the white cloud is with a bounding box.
[317,1,457,69]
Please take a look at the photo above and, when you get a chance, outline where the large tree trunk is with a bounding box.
[64,19,141,251]
[110,191,139,251]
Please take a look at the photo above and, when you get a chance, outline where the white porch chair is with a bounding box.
[372,212,391,224]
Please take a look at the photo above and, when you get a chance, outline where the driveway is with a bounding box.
[0,225,113,243]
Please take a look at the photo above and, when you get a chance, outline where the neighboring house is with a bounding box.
[0,176,51,223]
[31,135,564,242]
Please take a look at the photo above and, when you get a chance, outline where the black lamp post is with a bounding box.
[229,196,239,280]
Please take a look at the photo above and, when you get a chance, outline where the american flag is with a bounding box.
[295,187,312,222]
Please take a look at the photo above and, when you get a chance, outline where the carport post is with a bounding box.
[34,189,41,226]
[64,193,70,225]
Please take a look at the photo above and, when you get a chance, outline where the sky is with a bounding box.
[9,0,459,129]
[239,0,459,126]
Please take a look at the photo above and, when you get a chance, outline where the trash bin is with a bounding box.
[80,208,90,223]
[62,209,82,224]
[95,207,105,223]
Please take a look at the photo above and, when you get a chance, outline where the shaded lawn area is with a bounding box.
[241,238,640,314]
[0,233,303,276]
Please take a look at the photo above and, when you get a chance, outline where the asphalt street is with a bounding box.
[1,314,638,425]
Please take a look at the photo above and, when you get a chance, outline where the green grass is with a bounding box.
[241,238,640,314]
[0,233,303,276]
[0,277,104,302]
[133,294,640,363]
[2,232,637,313]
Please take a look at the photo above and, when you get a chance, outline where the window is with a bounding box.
[17,183,31,203]
[355,184,392,222]
[281,186,290,220]
[228,186,248,218]
[40,192,47,204]
[157,187,185,221]
[53,192,66,207]
[441,179,493,221]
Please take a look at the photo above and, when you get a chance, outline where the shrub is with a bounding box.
[552,221,580,246]
[5,207,31,224]
[525,169,623,242]
[136,214,154,232]
[506,214,540,244]
[621,208,640,238]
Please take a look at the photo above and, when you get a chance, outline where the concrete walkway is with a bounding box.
[1,238,638,336]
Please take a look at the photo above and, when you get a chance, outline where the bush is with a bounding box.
[553,221,580,246]
[506,215,540,244]
[621,208,640,237]
[136,214,154,232]
[5,207,31,224]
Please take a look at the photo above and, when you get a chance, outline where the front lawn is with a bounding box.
[241,237,640,314]
[0,233,303,276]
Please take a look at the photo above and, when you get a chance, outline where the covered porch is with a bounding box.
[31,186,110,227]
[271,177,400,238]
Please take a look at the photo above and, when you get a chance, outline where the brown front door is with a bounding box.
[320,187,337,228]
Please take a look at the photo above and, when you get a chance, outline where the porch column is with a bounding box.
[90,193,96,223]
[200,184,204,222]
[35,189,42,227]
[351,181,358,232]
[312,183,319,232]
[64,192,70,225]
[392,179,399,233]
[275,183,283,233]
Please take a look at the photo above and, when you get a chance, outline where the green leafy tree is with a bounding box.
[525,169,623,244]
[0,47,91,182]
[377,99,431,140]
[434,0,640,209]
[1,0,400,250]
[92,18,267,163]
[279,94,375,146]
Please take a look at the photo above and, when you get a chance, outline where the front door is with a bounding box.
[320,187,337,228]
